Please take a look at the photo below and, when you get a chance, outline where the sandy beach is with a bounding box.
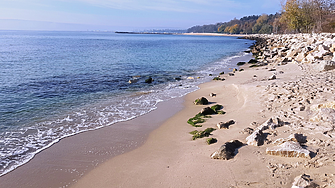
[71,34,335,188]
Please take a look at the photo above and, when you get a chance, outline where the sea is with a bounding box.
[0,31,254,176]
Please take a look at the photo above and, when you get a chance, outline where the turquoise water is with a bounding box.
[0,31,253,176]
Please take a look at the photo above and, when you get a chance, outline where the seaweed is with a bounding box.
[210,104,223,113]
[206,138,218,145]
[190,128,216,140]
[187,113,211,127]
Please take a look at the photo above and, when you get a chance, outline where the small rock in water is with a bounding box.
[210,140,244,160]
[145,77,153,83]
[128,79,138,84]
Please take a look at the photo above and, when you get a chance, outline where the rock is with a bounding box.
[128,79,138,84]
[200,107,216,115]
[269,74,276,80]
[292,174,317,188]
[241,127,254,134]
[217,120,235,129]
[273,134,307,145]
[209,93,216,97]
[210,140,244,160]
[145,77,153,83]
[257,117,284,131]
[194,97,209,105]
[246,129,266,146]
[315,60,335,71]
[296,52,306,62]
[310,101,335,123]
[229,73,235,76]
[310,108,335,123]
[248,59,258,64]
[266,141,310,158]
[175,77,181,81]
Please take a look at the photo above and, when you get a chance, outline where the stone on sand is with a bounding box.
[266,141,310,158]
[211,140,244,160]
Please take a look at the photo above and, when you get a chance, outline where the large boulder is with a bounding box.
[266,141,310,158]
[210,140,244,160]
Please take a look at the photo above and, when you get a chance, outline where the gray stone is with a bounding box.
[292,174,317,188]
[211,140,244,160]
[246,129,265,146]
[194,97,209,105]
[266,141,310,158]
[217,120,235,129]
[269,74,277,80]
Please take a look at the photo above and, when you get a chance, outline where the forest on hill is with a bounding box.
[187,0,335,34]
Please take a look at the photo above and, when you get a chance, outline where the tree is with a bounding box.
[280,0,335,33]
[229,24,240,34]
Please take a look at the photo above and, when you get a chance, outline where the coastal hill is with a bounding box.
[187,0,335,34]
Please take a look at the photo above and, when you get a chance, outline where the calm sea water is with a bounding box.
[0,31,253,176]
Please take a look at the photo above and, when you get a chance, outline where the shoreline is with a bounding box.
[115,31,248,37]
[72,34,335,188]
[0,49,253,187]
[0,98,185,187]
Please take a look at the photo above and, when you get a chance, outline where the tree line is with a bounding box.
[187,0,335,34]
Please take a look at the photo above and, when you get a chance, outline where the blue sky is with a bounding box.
[0,0,282,31]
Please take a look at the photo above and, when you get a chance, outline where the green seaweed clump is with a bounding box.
[190,128,216,140]
[206,138,217,145]
[210,104,225,115]
[211,104,223,113]
[187,113,211,127]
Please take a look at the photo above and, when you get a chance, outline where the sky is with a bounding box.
[0,0,282,31]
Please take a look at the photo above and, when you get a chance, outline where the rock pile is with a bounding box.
[243,33,335,71]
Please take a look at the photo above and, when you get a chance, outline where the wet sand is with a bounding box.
[0,98,184,188]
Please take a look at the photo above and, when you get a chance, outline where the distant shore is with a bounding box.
[115,31,248,37]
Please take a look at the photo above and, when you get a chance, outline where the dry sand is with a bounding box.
[72,61,335,187]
